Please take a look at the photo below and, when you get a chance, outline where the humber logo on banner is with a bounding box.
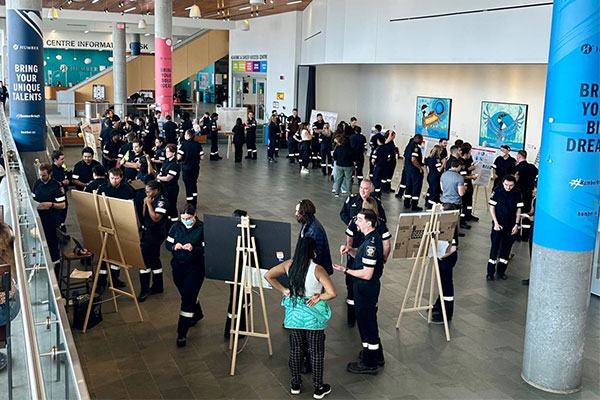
[7,8,46,152]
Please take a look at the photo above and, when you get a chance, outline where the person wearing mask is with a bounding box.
[138,180,169,302]
[487,175,523,281]
[340,179,387,225]
[334,209,385,374]
[265,237,336,399]
[320,123,334,175]
[177,129,204,206]
[295,199,333,275]
[162,115,178,145]
[32,164,66,276]
[166,203,205,346]
[84,165,107,193]
[245,111,258,160]
[343,197,391,327]
[492,145,516,188]
[209,113,222,160]
[102,131,124,170]
[299,123,313,174]
[311,114,325,169]
[514,150,538,241]
[72,147,100,190]
[425,145,444,209]
[232,118,245,163]
[51,150,71,231]
[156,144,181,224]
[401,134,425,211]
[349,126,367,182]
[332,134,354,198]
[286,109,301,164]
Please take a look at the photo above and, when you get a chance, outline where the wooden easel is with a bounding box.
[395,205,451,342]
[229,216,272,376]
[473,184,491,214]
[82,193,143,333]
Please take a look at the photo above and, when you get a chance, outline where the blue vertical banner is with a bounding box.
[130,41,141,56]
[534,0,600,252]
[7,8,46,152]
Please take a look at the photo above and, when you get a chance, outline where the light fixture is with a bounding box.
[241,20,250,31]
[48,6,59,18]
[138,18,147,29]
[84,30,89,33]
[56,54,62,60]
[104,8,109,13]
[124,7,136,13]
[108,56,114,62]
[84,58,92,64]
[144,33,150,36]
[51,29,56,33]
[189,4,201,18]
[92,0,99,3]
[286,0,302,4]
[239,6,250,10]
[73,57,77,61]
[67,0,72,4]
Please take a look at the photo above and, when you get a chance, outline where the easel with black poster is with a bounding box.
[81,192,143,333]
[229,216,272,376]
[393,205,459,342]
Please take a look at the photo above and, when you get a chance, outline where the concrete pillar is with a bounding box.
[112,22,127,119]
[522,0,600,394]
[154,0,173,118]
[130,33,141,56]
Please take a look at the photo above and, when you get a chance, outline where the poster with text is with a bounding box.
[471,146,498,187]
[479,101,528,150]
[309,110,338,131]
[415,96,452,139]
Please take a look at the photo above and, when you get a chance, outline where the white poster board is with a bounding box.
[215,106,248,133]
[309,110,338,131]
[471,146,497,187]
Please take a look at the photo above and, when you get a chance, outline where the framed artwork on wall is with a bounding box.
[479,101,528,150]
[415,96,452,139]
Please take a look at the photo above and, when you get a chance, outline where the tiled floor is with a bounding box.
[60,146,599,400]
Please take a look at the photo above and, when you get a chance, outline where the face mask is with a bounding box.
[182,218,194,229]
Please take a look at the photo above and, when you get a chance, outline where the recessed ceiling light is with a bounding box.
[84,30,89,33]
[144,33,150,36]
[185,6,193,10]
[51,29,56,33]
[124,7,136,12]
[287,0,302,4]
[239,6,250,10]
[92,0,99,3]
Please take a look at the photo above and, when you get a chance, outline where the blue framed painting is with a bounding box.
[415,96,452,139]
[479,101,528,150]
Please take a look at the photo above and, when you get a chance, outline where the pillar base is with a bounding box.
[521,373,580,395]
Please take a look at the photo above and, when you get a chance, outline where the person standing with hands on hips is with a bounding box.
[333,209,385,375]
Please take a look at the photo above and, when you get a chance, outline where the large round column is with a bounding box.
[130,33,141,56]
[154,0,173,117]
[112,22,127,119]
[522,0,600,394]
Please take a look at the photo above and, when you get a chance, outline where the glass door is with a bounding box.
[233,75,243,108]
[256,78,266,122]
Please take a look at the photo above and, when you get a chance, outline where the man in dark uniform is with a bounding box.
[431,242,458,324]
[311,114,325,168]
[381,130,396,193]
[487,175,523,280]
[102,131,124,170]
[121,139,153,183]
[118,132,136,163]
[177,129,204,206]
[334,209,385,374]
[345,117,360,137]
[99,109,115,145]
[162,115,178,145]
[286,109,301,163]
[402,134,424,211]
[444,145,461,172]
[245,111,258,159]
[349,126,367,181]
[492,145,516,188]
[84,165,107,193]
[138,180,169,302]
[459,143,479,225]
[33,164,66,276]
[370,134,389,198]
[209,113,222,160]
[156,144,181,224]
[51,150,71,231]
[200,112,211,136]
[514,150,538,241]
[72,147,100,190]
[369,125,383,179]
[439,138,449,161]
[340,179,386,225]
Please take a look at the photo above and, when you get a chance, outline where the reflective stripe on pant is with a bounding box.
[488,224,516,276]
[404,170,424,207]
[355,155,365,180]
[182,166,199,206]
[320,143,333,173]
[396,168,407,197]
[246,132,256,151]
[210,132,219,154]
[140,234,165,292]
[164,185,179,223]
[172,260,205,337]
[354,280,381,367]
[426,175,442,208]
[372,165,385,197]
[433,251,457,319]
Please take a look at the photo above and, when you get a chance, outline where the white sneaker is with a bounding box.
[301,169,309,174]
[331,189,336,193]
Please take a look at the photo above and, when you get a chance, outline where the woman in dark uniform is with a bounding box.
[425,145,444,209]
[156,143,181,225]
[232,118,245,163]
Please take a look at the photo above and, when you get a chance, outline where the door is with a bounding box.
[256,78,266,122]
[233,75,243,108]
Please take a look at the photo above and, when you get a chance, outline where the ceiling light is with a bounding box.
[84,30,89,33]
[73,57,77,61]
[92,0,99,3]
[138,18,147,29]
[189,4,201,18]
[270,0,274,3]
[287,0,302,4]
[239,6,250,10]
[241,20,250,31]
[56,54,62,60]
[124,7,136,12]
[51,29,56,33]
[67,0,72,4]
[144,33,150,36]
[48,6,59,19]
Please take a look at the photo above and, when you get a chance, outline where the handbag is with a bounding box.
[282,296,331,330]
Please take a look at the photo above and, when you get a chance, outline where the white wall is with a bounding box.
[316,64,547,160]
[229,12,302,114]
[302,0,552,64]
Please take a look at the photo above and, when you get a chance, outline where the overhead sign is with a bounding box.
[44,31,154,52]
[231,55,267,73]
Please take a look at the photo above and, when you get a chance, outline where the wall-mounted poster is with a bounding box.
[415,96,452,139]
[479,101,528,150]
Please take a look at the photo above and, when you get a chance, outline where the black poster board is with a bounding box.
[204,214,291,282]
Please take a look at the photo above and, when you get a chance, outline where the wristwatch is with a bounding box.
[344,267,348,274]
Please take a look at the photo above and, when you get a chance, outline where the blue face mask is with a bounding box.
[182,218,194,229]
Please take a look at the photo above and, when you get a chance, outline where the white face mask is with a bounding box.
[182,218,194,229]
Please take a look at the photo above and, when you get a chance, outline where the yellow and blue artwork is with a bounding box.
[479,101,528,149]
[415,96,452,139]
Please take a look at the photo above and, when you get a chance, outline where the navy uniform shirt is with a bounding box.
[103,139,124,162]
[201,117,212,135]
[346,217,391,255]
[122,150,149,181]
[165,219,205,265]
[211,119,219,135]
[440,147,448,160]
[32,178,66,222]
[246,118,257,135]
[84,178,107,193]
[352,230,385,281]
[370,133,384,151]
[460,157,473,182]
[372,142,390,168]
[312,120,325,136]
[489,187,524,225]
[51,163,70,191]
[118,142,133,160]
[142,193,169,236]
[404,141,423,172]
[160,157,180,187]
[340,194,386,225]
[445,154,456,172]
[152,147,166,167]
[162,120,178,144]
[180,119,193,133]
[178,139,204,169]
[493,155,516,183]
[515,161,538,193]
[97,182,135,200]
[426,156,443,180]
[72,160,100,189]
[349,133,367,160]
[286,116,301,136]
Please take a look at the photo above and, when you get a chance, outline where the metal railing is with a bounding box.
[0,108,90,400]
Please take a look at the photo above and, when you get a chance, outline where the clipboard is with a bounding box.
[129,179,146,191]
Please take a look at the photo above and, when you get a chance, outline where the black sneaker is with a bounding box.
[313,384,331,399]
[431,314,450,324]
[411,206,423,212]
[347,362,378,375]
[460,222,471,230]
[358,350,385,367]
[522,279,530,286]
[137,290,150,303]
[468,215,479,222]
[113,278,127,288]
[290,382,301,395]
[486,275,494,281]
[150,286,163,294]
[176,336,186,347]
[496,273,508,280]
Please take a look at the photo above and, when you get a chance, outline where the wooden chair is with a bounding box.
[56,229,93,305]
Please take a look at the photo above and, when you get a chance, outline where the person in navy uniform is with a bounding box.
[487,175,523,281]
[72,147,100,190]
[51,150,71,231]
[431,241,458,324]
[120,139,153,182]
[33,164,66,276]
[349,126,367,182]
[286,109,301,163]
[177,129,204,206]
[84,165,107,193]
[514,150,538,241]
[209,113,222,160]
[459,142,479,224]
[138,180,169,302]
[118,132,136,164]
[267,115,280,163]
[370,133,390,198]
[245,112,258,160]
[99,109,115,145]
[151,136,166,170]
[402,134,424,211]
[165,203,205,347]
[368,125,383,179]
[156,144,181,225]
[200,112,211,136]
[334,209,385,374]
[425,145,444,209]
[492,145,516,188]
[340,179,387,225]
[162,115,178,145]
[311,114,325,169]
[102,131,124,170]
[381,130,397,193]
[343,198,391,327]
[232,118,245,163]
